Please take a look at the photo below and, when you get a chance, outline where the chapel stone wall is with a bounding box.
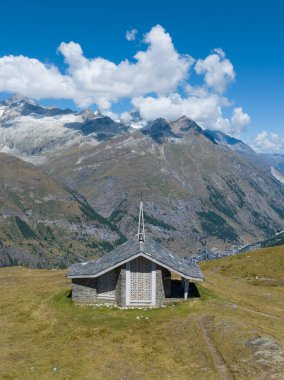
[116,265,126,307]
[155,265,166,306]
[72,278,97,303]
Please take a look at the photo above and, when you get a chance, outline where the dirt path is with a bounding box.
[224,301,284,321]
[198,316,234,380]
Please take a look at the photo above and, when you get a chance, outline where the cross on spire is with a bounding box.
[137,193,145,246]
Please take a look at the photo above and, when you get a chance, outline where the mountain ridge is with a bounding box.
[1,95,284,263]
[0,94,283,180]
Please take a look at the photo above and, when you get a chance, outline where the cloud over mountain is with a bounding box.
[253,131,284,153]
[57,25,192,109]
[0,24,249,134]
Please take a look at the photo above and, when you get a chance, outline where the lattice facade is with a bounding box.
[129,257,152,303]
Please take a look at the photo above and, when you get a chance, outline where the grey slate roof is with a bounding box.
[68,237,204,281]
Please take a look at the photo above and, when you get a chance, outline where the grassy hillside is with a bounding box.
[0,153,125,268]
[0,245,283,379]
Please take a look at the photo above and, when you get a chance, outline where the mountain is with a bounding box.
[44,116,284,255]
[263,153,284,183]
[0,96,131,164]
[64,115,130,140]
[206,130,284,185]
[0,153,125,268]
[1,96,284,257]
[142,116,216,144]
[205,129,254,155]
[267,153,284,172]
[1,95,75,120]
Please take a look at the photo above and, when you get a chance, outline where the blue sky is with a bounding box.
[0,0,283,151]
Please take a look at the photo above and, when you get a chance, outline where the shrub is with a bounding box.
[15,216,37,239]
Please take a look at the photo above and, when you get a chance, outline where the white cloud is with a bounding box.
[58,25,192,108]
[0,55,73,99]
[132,94,249,135]
[186,84,209,98]
[0,24,250,135]
[125,29,137,41]
[194,48,235,94]
[132,93,223,125]
[253,131,284,153]
[0,25,192,109]
[230,107,250,134]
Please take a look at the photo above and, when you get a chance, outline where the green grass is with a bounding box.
[0,245,284,379]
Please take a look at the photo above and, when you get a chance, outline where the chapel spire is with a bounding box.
[137,194,145,247]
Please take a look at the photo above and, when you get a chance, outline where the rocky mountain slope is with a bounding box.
[0,153,125,267]
[0,96,131,164]
[206,130,284,184]
[1,95,283,181]
[1,96,284,260]
[44,116,284,255]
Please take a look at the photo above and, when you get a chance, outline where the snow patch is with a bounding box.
[271,166,284,185]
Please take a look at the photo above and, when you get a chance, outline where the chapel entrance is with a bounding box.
[128,256,153,304]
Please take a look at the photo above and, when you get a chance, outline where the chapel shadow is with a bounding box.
[170,279,200,299]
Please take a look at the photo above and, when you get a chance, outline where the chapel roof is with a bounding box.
[67,237,204,281]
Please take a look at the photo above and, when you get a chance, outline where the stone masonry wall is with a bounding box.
[116,265,126,307]
[72,278,97,303]
[156,265,165,306]
[71,262,170,306]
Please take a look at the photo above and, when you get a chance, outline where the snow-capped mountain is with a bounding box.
[0,95,75,121]
[0,96,284,260]
[0,95,283,189]
[0,96,131,163]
